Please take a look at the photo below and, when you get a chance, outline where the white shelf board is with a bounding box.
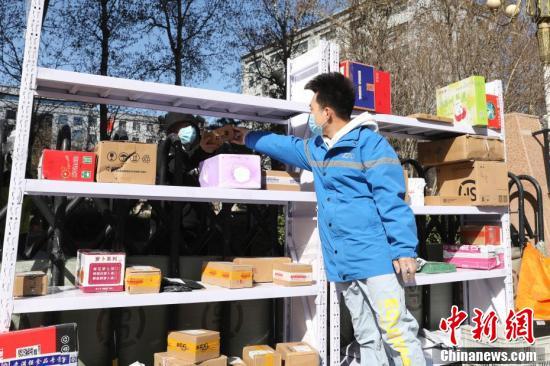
[24,179,317,205]
[410,205,506,215]
[25,179,507,214]
[354,113,502,139]
[404,268,507,287]
[35,68,309,124]
[36,68,502,139]
[13,282,319,314]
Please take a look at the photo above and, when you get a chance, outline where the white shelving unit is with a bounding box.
[0,4,513,366]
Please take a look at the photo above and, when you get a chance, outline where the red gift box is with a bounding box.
[40,150,96,182]
[486,94,502,129]
[0,323,78,365]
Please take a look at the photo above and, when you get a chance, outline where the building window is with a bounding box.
[146,124,153,132]
[133,122,139,132]
[57,115,68,125]
[5,109,16,120]
[73,116,83,126]
[132,137,139,142]
[119,121,127,130]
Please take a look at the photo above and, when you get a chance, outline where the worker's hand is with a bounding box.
[231,127,250,145]
[393,257,418,283]
[200,133,221,153]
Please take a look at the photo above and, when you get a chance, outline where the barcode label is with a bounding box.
[16,345,40,358]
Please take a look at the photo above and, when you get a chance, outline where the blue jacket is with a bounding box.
[245,116,418,282]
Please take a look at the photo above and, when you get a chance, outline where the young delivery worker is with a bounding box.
[231,72,426,366]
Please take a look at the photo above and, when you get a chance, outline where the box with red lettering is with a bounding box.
[0,323,78,365]
[39,150,96,182]
[76,250,125,293]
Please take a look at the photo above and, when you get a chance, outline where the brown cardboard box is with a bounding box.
[154,353,227,366]
[243,345,282,366]
[424,196,473,206]
[418,135,504,166]
[96,141,157,184]
[262,171,300,191]
[167,330,220,363]
[273,263,313,287]
[125,266,162,294]
[201,262,253,289]
[233,257,292,283]
[435,161,509,206]
[229,357,247,366]
[13,271,47,297]
[275,343,319,366]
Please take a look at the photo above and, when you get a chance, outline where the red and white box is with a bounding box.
[39,150,96,182]
[460,225,501,245]
[0,323,78,365]
[443,244,504,270]
[76,250,125,293]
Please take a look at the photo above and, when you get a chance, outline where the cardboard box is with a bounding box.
[96,141,157,185]
[233,257,292,283]
[0,323,78,365]
[276,342,319,366]
[460,225,501,245]
[486,80,504,130]
[39,150,96,182]
[13,271,48,297]
[374,69,392,114]
[167,330,220,363]
[443,244,504,270]
[436,76,488,127]
[204,125,235,145]
[243,345,282,366]
[424,196,473,206]
[435,161,509,206]
[340,61,375,111]
[201,262,253,289]
[199,154,261,189]
[125,266,162,294]
[262,171,300,191]
[417,135,504,166]
[76,250,125,293]
[273,263,313,287]
[486,94,502,130]
[229,357,247,366]
[154,353,227,366]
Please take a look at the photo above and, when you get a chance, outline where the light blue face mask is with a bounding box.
[307,114,326,136]
[178,125,197,146]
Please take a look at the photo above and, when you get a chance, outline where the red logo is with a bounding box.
[505,308,535,344]
[472,308,498,343]
[439,305,468,346]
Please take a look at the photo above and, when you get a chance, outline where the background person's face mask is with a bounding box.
[178,125,197,146]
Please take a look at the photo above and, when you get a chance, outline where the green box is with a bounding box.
[436,76,488,127]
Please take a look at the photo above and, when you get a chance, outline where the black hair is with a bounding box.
[305,72,355,120]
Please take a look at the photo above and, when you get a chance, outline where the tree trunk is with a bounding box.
[99,0,110,141]
[175,0,183,86]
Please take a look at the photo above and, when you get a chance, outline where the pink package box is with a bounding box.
[199,154,261,189]
[76,250,125,293]
[443,244,504,270]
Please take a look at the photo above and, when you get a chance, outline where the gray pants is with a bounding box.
[337,273,426,366]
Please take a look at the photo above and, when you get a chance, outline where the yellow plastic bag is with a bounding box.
[516,243,550,319]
